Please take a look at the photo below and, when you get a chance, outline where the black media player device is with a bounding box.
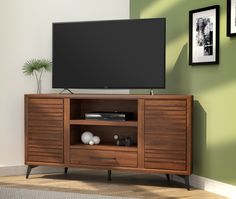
[85,112,134,121]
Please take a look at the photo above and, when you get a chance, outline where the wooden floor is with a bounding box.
[0,169,226,199]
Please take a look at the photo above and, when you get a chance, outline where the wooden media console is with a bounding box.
[25,94,193,189]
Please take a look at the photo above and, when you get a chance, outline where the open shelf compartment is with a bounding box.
[70,125,137,148]
[70,99,138,121]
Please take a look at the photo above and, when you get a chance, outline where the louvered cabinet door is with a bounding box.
[25,98,64,164]
[144,100,187,171]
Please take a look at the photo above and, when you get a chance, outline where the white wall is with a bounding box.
[0,0,129,167]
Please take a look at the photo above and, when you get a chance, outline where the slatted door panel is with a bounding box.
[144,100,187,171]
[26,98,64,163]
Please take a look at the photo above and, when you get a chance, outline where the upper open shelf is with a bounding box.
[70,99,138,121]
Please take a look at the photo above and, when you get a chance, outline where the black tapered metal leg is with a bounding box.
[26,165,37,179]
[107,170,111,181]
[64,167,68,175]
[184,175,190,190]
[176,175,191,190]
[166,174,170,182]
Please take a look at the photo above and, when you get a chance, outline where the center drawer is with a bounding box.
[70,149,137,168]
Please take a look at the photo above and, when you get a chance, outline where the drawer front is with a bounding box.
[26,98,64,163]
[144,99,187,171]
[70,149,137,168]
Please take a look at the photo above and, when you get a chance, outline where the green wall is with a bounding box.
[130,0,236,186]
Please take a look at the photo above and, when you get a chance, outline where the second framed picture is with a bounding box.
[227,0,236,36]
[189,5,219,65]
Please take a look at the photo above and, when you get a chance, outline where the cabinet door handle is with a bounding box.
[90,156,116,161]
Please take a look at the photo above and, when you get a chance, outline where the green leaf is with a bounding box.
[22,59,52,76]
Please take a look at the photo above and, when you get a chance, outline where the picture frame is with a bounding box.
[227,0,236,36]
[189,5,219,65]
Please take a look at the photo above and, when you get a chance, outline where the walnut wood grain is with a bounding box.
[186,96,193,174]
[25,95,29,164]
[25,94,192,177]
[144,99,189,172]
[137,99,145,168]
[26,98,64,164]
[64,98,70,165]
[70,149,137,168]
[70,144,137,152]
[25,94,192,100]
[70,119,137,127]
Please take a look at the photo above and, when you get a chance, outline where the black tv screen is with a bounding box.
[52,18,166,89]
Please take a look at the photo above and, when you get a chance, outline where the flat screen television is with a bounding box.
[52,18,166,89]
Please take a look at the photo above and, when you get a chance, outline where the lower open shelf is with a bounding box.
[70,144,137,152]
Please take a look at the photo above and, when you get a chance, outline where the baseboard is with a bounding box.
[173,174,236,199]
[0,165,63,177]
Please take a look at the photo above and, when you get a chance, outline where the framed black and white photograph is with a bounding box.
[227,0,236,36]
[189,5,219,65]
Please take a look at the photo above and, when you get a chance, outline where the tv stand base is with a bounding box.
[60,88,74,94]
[149,89,154,95]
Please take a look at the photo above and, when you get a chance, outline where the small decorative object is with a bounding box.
[22,59,52,93]
[114,135,119,140]
[189,5,219,65]
[81,131,94,144]
[124,137,132,146]
[227,0,236,36]
[92,136,100,145]
[89,140,94,145]
[114,135,132,146]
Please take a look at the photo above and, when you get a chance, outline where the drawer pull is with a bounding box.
[90,156,116,161]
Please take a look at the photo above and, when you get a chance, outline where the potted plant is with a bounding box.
[22,59,52,93]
